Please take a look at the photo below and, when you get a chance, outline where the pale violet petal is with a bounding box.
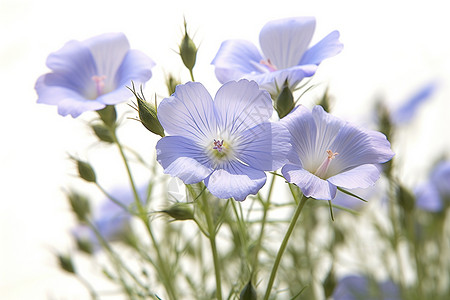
[327,124,394,176]
[157,82,217,141]
[156,136,213,184]
[282,164,337,200]
[247,64,317,94]
[57,97,106,117]
[259,17,316,69]
[204,161,266,201]
[430,161,450,196]
[327,164,381,190]
[45,40,97,97]
[415,182,443,212]
[116,49,155,86]
[213,79,272,135]
[235,122,291,171]
[300,30,343,65]
[83,33,130,92]
[211,39,264,83]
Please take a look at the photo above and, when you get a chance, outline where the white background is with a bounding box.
[1,0,449,298]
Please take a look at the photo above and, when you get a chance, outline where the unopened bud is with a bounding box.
[74,158,96,183]
[166,73,181,96]
[92,123,114,143]
[179,19,198,72]
[97,105,117,127]
[57,253,76,274]
[162,203,194,220]
[323,267,336,298]
[275,81,295,118]
[397,184,415,213]
[317,88,333,113]
[137,97,165,137]
[240,279,257,300]
[75,237,94,255]
[67,190,91,222]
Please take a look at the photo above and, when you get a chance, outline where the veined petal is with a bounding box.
[327,123,394,176]
[116,49,155,86]
[236,122,290,171]
[300,30,343,65]
[45,40,97,96]
[259,17,316,69]
[36,76,105,116]
[282,164,337,200]
[157,82,217,141]
[84,33,130,93]
[156,136,213,184]
[214,79,273,135]
[247,64,317,94]
[204,161,266,201]
[211,39,264,83]
[327,164,381,189]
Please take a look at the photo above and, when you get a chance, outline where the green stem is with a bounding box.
[202,194,223,300]
[263,194,308,300]
[251,174,276,274]
[76,273,99,300]
[110,127,177,300]
[189,69,195,82]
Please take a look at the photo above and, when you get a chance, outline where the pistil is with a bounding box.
[314,150,338,179]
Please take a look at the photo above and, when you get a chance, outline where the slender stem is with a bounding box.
[263,194,308,300]
[252,174,276,273]
[202,194,223,300]
[189,69,195,82]
[110,127,177,300]
[76,273,99,300]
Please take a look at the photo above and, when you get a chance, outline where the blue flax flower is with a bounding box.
[156,79,290,201]
[280,105,394,200]
[36,33,155,117]
[415,161,450,212]
[333,275,401,300]
[211,17,343,95]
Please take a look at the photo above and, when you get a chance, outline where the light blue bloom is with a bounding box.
[73,186,146,250]
[211,17,343,95]
[36,33,155,117]
[415,161,450,212]
[280,105,394,200]
[391,81,437,125]
[333,275,401,300]
[156,79,291,201]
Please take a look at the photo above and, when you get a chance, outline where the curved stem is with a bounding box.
[263,193,308,300]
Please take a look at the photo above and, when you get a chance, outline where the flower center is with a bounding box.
[92,75,107,96]
[213,139,224,152]
[260,59,277,72]
[314,150,339,179]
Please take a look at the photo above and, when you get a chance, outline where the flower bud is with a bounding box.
[166,73,181,96]
[128,83,165,137]
[97,105,117,127]
[179,19,198,72]
[57,253,76,274]
[75,237,94,255]
[74,158,97,183]
[162,202,194,220]
[92,123,114,143]
[67,190,91,223]
[323,268,336,298]
[275,81,295,118]
[137,96,165,137]
[316,88,333,113]
[397,184,415,213]
[239,279,257,300]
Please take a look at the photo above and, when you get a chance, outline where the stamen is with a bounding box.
[213,139,224,152]
[92,75,106,96]
[259,59,277,72]
[314,150,339,179]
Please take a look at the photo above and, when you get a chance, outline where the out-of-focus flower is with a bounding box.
[390,81,437,125]
[72,186,146,251]
[36,33,155,117]
[280,105,394,200]
[333,275,401,300]
[415,161,450,212]
[155,79,290,201]
[211,17,342,95]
